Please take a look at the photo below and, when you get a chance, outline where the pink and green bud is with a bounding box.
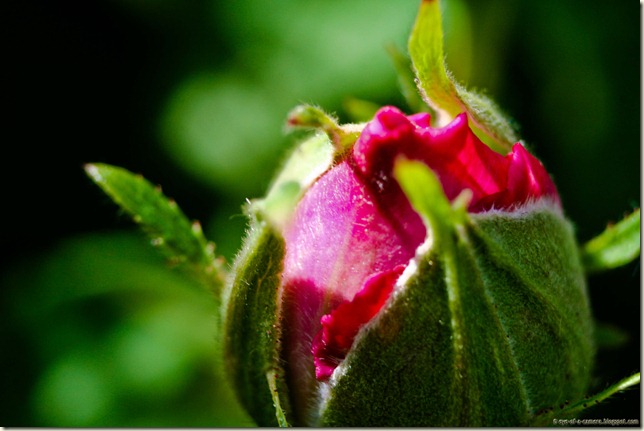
[221,1,593,425]
[283,106,561,385]
[222,105,592,426]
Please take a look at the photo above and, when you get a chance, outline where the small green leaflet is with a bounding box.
[286,104,362,154]
[581,209,640,274]
[532,372,640,426]
[408,0,517,153]
[84,163,225,296]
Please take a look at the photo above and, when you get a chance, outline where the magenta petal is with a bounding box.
[351,107,558,212]
[408,112,432,128]
[352,109,510,211]
[312,265,406,381]
[506,143,561,207]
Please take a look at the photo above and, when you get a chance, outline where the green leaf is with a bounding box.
[581,209,640,274]
[532,372,640,426]
[84,163,225,296]
[319,162,592,426]
[221,219,292,427]
[408,0,517,153]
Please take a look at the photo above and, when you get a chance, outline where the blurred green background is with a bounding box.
[3,0,639,426]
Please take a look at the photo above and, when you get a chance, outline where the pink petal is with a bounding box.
[312,265,406,380]
[506,143,561,207]
[353,108,515,211]
[282,158,425,306]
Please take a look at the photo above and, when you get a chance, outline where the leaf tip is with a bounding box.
[84,163,103,183]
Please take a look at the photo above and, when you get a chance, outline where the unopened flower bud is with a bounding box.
[222,106,592,426]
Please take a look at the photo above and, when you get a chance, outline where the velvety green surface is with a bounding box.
[221,221,291,426]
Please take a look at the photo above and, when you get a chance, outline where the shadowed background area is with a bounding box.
[3,0,639,426]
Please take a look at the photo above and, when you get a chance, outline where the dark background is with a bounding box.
[3,0,640,426]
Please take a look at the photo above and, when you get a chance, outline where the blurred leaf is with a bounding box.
[161,1,419,196]
[342,97,381,123]
[160,72,280,197]
[8,232,252,427]
[581,209,640,274]
[342,97,380,123]
[85,163,225,296]
[408,0,517,153]
[386,44,428,114]
[594,322,630,350]
[33,350,115,426]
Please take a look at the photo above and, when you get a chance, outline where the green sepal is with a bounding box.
[221,218,292,427]
[84,163,225,295]
[224,129,339,426]
[250,132,334,231]
[581,208,640,274]
[408,0,517,153]
[317,161,593,426]
[286,104,364,156]
[469,208,593,423]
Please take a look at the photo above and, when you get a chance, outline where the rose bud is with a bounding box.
[221,105,593,426]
